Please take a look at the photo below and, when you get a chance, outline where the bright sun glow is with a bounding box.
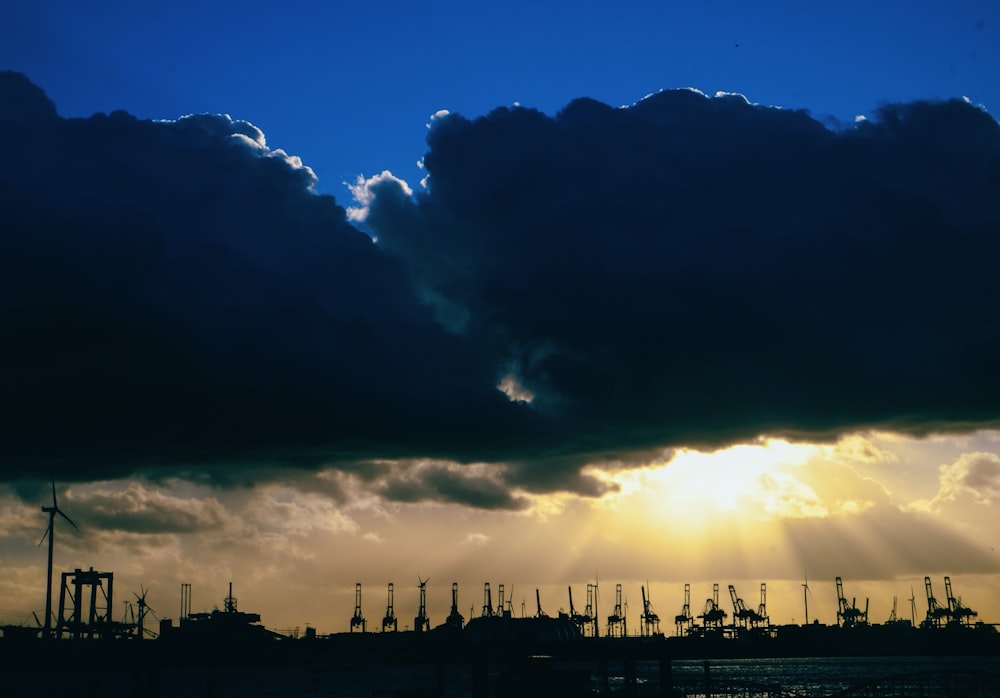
[603,439,828,528]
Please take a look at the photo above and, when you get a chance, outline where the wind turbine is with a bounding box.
[39,476,78,637]
[909,586,917,626]
[801,572,811,625]
[594,573,600,638]
[134,586,155,640]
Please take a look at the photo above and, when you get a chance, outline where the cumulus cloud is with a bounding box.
[3,70,1000,509]
[69,482,231,534]
[833,434,900,464]
[915,452,1000,510]
[345,169,413,223]
[375,461,530,511]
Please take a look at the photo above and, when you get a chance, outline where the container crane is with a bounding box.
[568,586,592,635]
[496,584,509,618]
[481,582,494,618]
[413,577,430,632]
[944,576,977,626]
[674,583,694,636]
[382,582,397,632]
[728,584,766,631]
[535,589,547,618]
[698,583,727,632]
[835,577,868,628]
[757,583,770,629]
[922,576,949,628]
[640,585,660,637]
[445,582,464,629]
[350,582,366,632]
[606,583,625,637]
[728,584,751,629]
[584,583,598,637]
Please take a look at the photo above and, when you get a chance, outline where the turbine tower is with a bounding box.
[39,476,78,637]
[134,586,155,640]
[802,572,811,625]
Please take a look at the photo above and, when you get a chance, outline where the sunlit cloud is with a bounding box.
[248,486,360,536]
[465,533,490,546]
[497,372,534,403]
[427,109,450,127]
[69,481,231,534]
[345,169,413,222]
[831,433,899,464]
[909,451,1000,511]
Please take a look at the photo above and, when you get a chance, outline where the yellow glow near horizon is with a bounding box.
[602,439,826,523]
[555,439,839,580]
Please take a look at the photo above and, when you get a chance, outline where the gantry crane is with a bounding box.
[496,584,510,618]
[568,586,593,636]
[757,583,770,629]
[413,577,430,632]
[535,589,547,618]
[728,584,767,631]
[944,576,978,626]
[640,585,660,637]
[382,582,397,632]
[606,583,626,637]
[674,583,694,636]
[922,576,949,628]
[584,583,598,637]
[482,582,494,618]
[445,582,464,629]
[835,577,868,628]
[698,583,727,632]
[350,582,367,632]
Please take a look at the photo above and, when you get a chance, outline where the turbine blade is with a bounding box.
[51,475,57,507]
[38,520,52,547]
[56,508,79,532]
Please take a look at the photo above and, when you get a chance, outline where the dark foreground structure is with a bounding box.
[3,607,1000,697]
[3,574,1000,696]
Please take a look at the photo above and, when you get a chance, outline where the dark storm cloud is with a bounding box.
[376,462,529,510]
[0,71,526,486]
[4,72,1000,505]
[364,89,1000,468]
[68,484,230,534]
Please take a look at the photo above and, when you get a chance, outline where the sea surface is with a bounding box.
[635,655,1000,696]
[8,654,1000,697]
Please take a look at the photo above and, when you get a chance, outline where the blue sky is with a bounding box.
[3,0,996,198]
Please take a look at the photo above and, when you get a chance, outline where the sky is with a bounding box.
[2,1,1000,635]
